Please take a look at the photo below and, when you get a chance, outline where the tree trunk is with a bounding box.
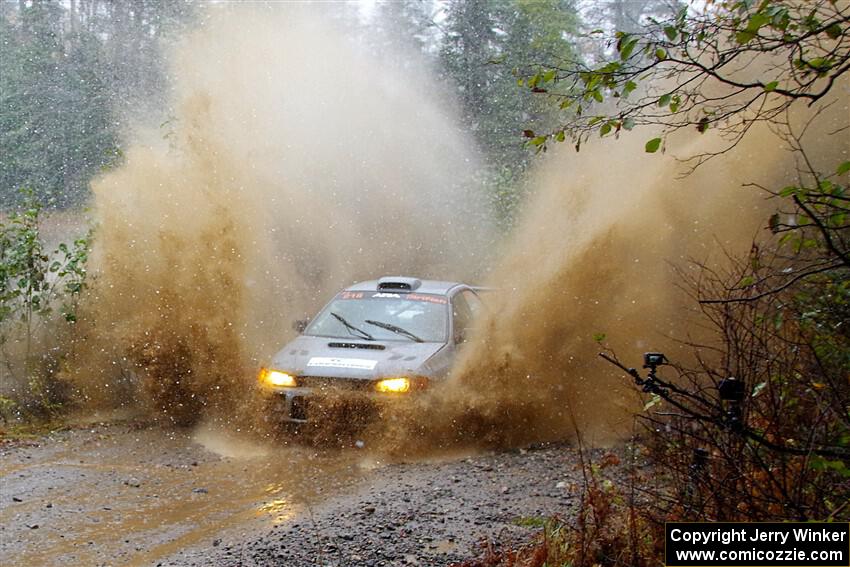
[70,0,77,34]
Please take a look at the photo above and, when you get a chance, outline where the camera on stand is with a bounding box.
[643,352,668,369]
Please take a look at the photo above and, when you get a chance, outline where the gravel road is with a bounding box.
[1,419,616,566]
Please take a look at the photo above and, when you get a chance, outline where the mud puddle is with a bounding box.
[0,421,372,567]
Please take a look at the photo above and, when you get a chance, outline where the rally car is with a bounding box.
[258,276,484,424]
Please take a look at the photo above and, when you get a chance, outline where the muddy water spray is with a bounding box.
[424,94,849,448]
[70,6,493,422]
[69,5,847,447]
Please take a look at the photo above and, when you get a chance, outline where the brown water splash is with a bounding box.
[67,6,493,423]
[65,3,847,450]
[409,101,847,449]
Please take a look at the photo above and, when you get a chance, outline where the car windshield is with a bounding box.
[306,292,448,342]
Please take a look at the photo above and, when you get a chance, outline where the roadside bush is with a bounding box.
[471,0,850,561]
[457,141,849,563]
[453,446,660,567]
[461,236,848,567]
[651,255,849,523]
[457,251,848,567]
[0,189,90,420]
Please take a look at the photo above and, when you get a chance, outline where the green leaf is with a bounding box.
[808,57,833,72]
[592,89,604,103]
[623,80,637,96]
[592,332,606,343]
[664,26,678,41]
[645,138,662,153]
[746,13,770,32]
[655,48,667,60]
[773,310,784,330]
[736,30,756,44]
[658,93,671,107]
[779,185,798,197]
[669,95,681,113]
[622,117,635,130]
[837,161,850,176]
[619,36,638,60]
[555,130,565,143]
[643,394,661,411]
[514,516,547,528]
[599,61,621,75]
[825,23,842,40]
[600,122,612,137]
[810,457,850,477]
[763,81,779,92]
[530,136,547,147]
[543,69,557,83]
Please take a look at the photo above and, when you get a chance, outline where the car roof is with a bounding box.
[344,276,468,296]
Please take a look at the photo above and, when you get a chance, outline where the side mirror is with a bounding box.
[454,328,467,345]
[292,318,310,333]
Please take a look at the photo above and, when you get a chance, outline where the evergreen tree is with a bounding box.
[0,0,195,208]
[439,0,580,221]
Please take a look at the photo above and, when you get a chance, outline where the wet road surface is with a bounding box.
[1,420,366,566]
[1,420,600,566]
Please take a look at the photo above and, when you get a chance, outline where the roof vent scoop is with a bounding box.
[377,276,422,291]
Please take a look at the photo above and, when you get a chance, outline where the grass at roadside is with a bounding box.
[0,420,71,445]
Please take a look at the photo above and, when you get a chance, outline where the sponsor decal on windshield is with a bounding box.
[339,292,364,300]
[307,357,378,370]
[405,293,448,304]
[337,291,448,304]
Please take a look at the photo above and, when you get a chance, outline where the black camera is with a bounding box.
[643,352,668,367]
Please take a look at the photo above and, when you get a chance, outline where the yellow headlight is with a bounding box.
[259,368,297,388]
[375,377,410,393]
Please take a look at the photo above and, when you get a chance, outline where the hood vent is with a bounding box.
[328,342,386,350]
[377,276,421,291]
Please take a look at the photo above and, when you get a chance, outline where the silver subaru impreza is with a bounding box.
[258,276,485,424]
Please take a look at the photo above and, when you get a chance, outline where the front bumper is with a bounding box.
[262,386,408,424]
[264,387,313,423]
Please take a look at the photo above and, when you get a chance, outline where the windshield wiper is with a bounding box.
[331,312,375,341]
[364,319,424,343]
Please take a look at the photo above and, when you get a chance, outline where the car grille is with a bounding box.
[297,376,376,392]
[327,342,385,350]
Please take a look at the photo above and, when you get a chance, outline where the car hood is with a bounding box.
[269,335,447,379]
